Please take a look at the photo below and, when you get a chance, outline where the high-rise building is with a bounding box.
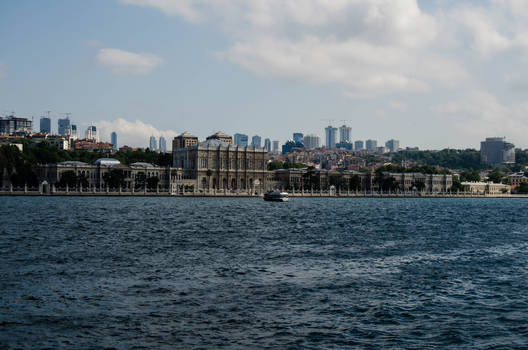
[366,139,377,151]
[325,126,337,149]
[339,125,352,143]
[159,136,167,153]
[293,133,304,144]
[85,125,98,141]
[251,135,262,148]
[480,137,515,166]
[40,117,51,133]
[354,140,364,150]
[234,133,248,146]
[303,134,321,149]
[272,140,280,153]
[111,132,117,152]
[385,139,400,153]
[264,138,271,152]
[71,124,78,139]
[173,132,199,150]
[149,136,157,151]
[58,118,71,137]
[0,116,32,135]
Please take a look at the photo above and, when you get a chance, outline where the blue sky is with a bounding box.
[1,0,527,149]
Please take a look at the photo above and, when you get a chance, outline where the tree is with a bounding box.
[102,169,126,189]
[517,182,528,194]
[451,175,463,192]
[460,170,480,182]
[488,169,504,184]
[146,176,159,189]
[413,180,426,192]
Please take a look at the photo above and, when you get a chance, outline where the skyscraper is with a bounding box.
[251,135,262,148]
[354,140,364,150]
[325,125,337,149]
[159,136,167,153]
[272,140,279,153]
[85,125,98,141]
[58,118,71,137]
[303,134,321,149]
[385,139,400,153]
[264,138,271,152]
[293,133,304,144]
[71,124,78,139]
[339,125,352,143]
[234,133,248,146]
[480,137,515,166]
[149,136,157,151]
[111,132,117,152]
[40,117,51,133]
[365,139,377,151]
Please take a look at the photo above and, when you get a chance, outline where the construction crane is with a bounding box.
[61,112,72,119]
[320,118,335,125]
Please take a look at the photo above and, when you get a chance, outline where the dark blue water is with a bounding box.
[1,197,528,349]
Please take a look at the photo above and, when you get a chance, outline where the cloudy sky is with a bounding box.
[1,0,528,149]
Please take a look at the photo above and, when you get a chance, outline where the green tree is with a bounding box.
[487,169,504,184]
[146,176,159,189]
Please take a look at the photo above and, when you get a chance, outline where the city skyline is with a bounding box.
[2,1,528,149]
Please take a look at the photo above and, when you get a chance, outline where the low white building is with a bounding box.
[461,181,511,194]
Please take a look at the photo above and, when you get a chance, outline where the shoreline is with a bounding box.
[1,191,527,198]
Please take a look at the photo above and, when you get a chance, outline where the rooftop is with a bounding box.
[94,158,121,166]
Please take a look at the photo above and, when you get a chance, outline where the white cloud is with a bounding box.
[96,48,164,75]
[433,90,528,147]
[96,118,177,147]
[119,0,200,21]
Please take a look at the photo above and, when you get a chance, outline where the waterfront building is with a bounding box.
[234,133,248,147]
[149,136,157,151]
[303,134,321,149]
[0,116,32,135]
[159,136,167,153]
[385,139,400,153]
[85,125,98,141]
[272,140,280,153]
[354,140,364,150]
[264,138,271,152]
[111,132,117,152]
[36,158,172,191]
[293,133,304,144]
[339,125,352,143]
[172,132,199,150]
[461,181,511,194]
[251,135,262,148]
[172,132,268,192]
[480,137,515,166]
[207,131,233,144]
[325,126,337,149]
[366,139,377,151]
[58,118,71,137]
[40,117,51,134]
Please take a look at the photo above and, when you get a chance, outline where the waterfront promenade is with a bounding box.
[1,186,527,198]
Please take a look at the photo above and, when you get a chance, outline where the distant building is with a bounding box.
[57,118,71,137]
[385,139,400,153]
[73,139,113,153]
[71,124,78,139]
[462,181,511,194]
[0,116,33,135]
[376,146,388,154]
[251,135,262,148]
[111,132,117,152]
[85,125,98,141]
[336,142,353,150]
[30,134,70,150]
[149,136,157,151]
[325,126,337,149]
[354,140,364,150]
[282,140,304,155]
[480,137,515,166]
[293,133,304,144]
[159,136,167,153]
[206,131,233,144]
[339,125,352,143]
[234,133,248,146]
[272,140,280,153]
[40,117,51,133]
[303,134,321,149]
[172,132,199,150]
[264,138,271,152]
[366,139,377,151]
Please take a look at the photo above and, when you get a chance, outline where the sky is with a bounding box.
[1,0,528,149]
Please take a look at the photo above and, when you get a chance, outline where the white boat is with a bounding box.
[263,191,289,202]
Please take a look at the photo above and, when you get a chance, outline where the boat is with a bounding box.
[263,191,289,202]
